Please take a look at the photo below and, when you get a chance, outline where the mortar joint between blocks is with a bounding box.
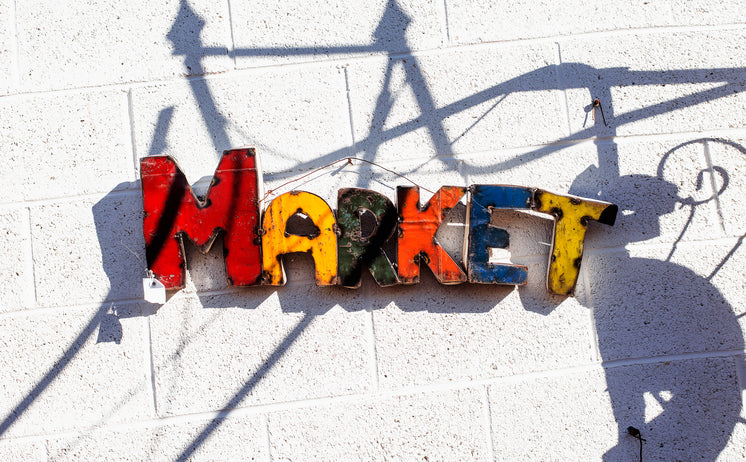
[482,385,496,461]
[225,0,238,70]
[126,88,139,178]
[24,206,38,308]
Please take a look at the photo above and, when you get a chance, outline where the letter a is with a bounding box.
[262,191,338,286]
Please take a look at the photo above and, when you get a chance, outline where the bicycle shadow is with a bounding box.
[103,3,746,460]
[562,139,744,460]
[4,2,746,461]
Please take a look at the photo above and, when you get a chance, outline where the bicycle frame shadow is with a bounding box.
[3,2,746,461]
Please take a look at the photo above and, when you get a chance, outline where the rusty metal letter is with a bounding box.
[140,148,262,289]
[533,190,617,296]
[262,191,338,286]
[397,186,467,285]
[467,185,533,285]
[336,188,399,288]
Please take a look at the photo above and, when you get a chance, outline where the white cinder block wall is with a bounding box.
[2,0,746,460]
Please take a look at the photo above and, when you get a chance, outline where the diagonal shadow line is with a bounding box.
[707,233,745,282]
[247,70,741,179]
[148,107,175,156]
[353,49,397,189]
[168,3,231,156]
[175,313,314,461]
[450,94,508,146]
[0,306,108,436]
[402,57,454,159]
[187,78,231,152]
[454,82,742,175]
[44,303,253,459]
[351,52,454,186]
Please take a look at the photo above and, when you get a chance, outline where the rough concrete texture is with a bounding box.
[150,290,370,416]
[45,414,266,461]
[0,439,47,461]
[268,388,488,461]
[0,90,133,202]
[0,304,152,438]
[0,208,32,312]
[489,357,741,460]
[585,245,743,361]
[16,0,232,91]
[30,192,145,307]
[1,0,745,460]
[370,272,592,388]
[0,0,13,96]
[670,240,746,346]
[447,1,746,45]
[489,368,619,460]
[561,29,746,138]
[232,0,444,68]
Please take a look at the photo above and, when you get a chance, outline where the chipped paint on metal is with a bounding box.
[337,188,399,288]
[140,148,263,289]
[139,151,619,296]
[467,185,533,285]
[261,191,338,286]
[533,189,618,296]
[397,186,467,285]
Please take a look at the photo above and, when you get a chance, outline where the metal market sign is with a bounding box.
[141,148,617,296]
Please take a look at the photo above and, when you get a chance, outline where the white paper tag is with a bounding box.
[143,277,166,304]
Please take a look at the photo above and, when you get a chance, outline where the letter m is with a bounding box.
[140,148,262,289]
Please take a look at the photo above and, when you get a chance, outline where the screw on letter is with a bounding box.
[592,98,608,126]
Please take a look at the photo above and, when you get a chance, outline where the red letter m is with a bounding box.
[140,148,262,289]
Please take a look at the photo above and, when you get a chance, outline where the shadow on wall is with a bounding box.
[2,1,745,460]
[566,139,746,460]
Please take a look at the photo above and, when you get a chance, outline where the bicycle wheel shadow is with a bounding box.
[590,245,743,461]
[516,138,746,460]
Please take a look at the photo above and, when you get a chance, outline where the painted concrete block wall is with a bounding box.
[1,0,745,460]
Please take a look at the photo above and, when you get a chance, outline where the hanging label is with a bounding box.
[143,277,167,304]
